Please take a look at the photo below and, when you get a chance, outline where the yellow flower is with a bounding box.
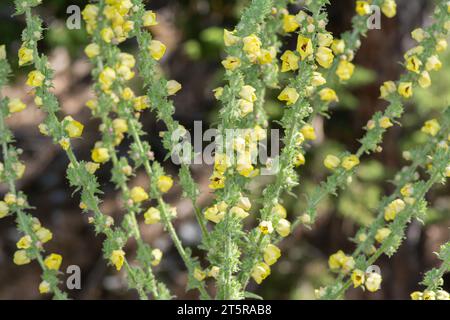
[379,116,393,129]
[276,218,291,237]
[85,162,100,175]
[351,269,365,288]
[5,193,16,205]
[251,262,271,284]
[82,4,99,22]
[209,171,226,189]
[100,27,114,43]
[151,248,162,266]
[16,235,32,249]
[421,119,440,136]
[144,207,161,225]
[35,227,53,243]
[264,244,281,266]
[0,201,9,218]
[130,186,149,203]
[375,228,391,243]
[237,162,258,178]
[341,255,355,273]
[59,138,70,150]
[426,55,442,71]
[34,96,43,107]
[436,290,449,300]
[296,35,313,60]
[243,34,262,60]
[91,147,110,163]
[253,125,267,141]
[84,43,100,59]
[411,28,426,42]
[166,80,182,96]
[341,155,360,171]
[214,154,230,173]
[44,253,63,270]
[406,55,422,74]
[283,14,300,33]
[400,184,413,197]
[272,203,287,219]
[324,155,341,170]
[239,85,257,103]
[204,205,225,224]
[300,124,316,141]
[278,87,299,106]
[208,266,220,279]
[13,250,31,265]
[280,50,300,73]
[380,81,397,99]
[18,46,33,66]
[194,268,206,281]
[382,0,397,18]
[143,10,158,27]
[63,116,84,138]
[230,206,249,219]
[121,87,135,100]
[224,29,239,47]
[356,1,371,16]
[8,98,26,114]
[328,250,346,270]
[398,82,413,99]
[418,71,431,88]
[213,87,224,100]
[336,60,355,81]
[259,220,274,235]
[99,67,116,90]
[316,33,332,48]
[312,72,326,87]
[110,249,125,271]
[148,40,166,61]
[39,281,51,294]
[118,52,136,68]
[86,99,97,110]
[423,291,436,300]
[26,70,45,87]
[133,96,149,111]
[316,47,334,69]
[331,39,346,55]
[319,88,339,103]
[384,198,405,221]
[221,56,241,71]
[112,118,128,135]
[237,197,252,211]
[157,175,173,193]
[365,272,382,292]
[410,291,423,300]
[294,153,306,167]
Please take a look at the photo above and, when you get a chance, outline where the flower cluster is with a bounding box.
[411,242,450,300]
[320,110,450,299]
[0,51,67,299]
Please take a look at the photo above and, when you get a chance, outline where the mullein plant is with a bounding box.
[298,0,450,227]
[319,109,450,299]
[411,241,450,300]
[1,0,449,300]
[82,1,170,300]
[13,0,159,298]
[0,49,67,299]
